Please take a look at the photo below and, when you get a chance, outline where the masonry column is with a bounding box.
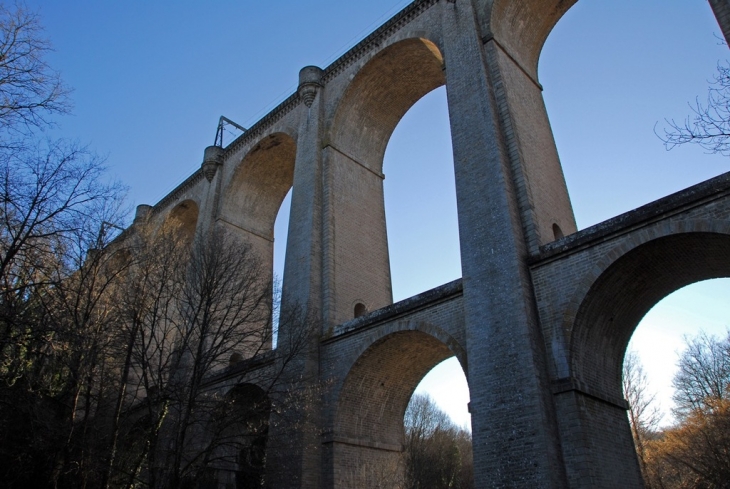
[441,1,567,486]
[281,67,325,313]
[709,0,730,47]
[267,66,325,489]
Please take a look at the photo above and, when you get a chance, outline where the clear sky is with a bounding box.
[25,0,730,429]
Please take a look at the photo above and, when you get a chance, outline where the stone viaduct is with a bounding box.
[131,0,730,487]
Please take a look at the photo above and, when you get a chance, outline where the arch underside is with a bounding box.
[480,0,578,80]
[213,384,271,489]
[332,329,463,487]
[571,233,730,399]
[330,37,445,174]
[219,132,295,273]
[222,133,295,241]
[165,199,199,244]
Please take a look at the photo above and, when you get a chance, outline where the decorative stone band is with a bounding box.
[320,432,403,453]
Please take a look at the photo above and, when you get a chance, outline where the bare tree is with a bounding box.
[672,330,730,419]
[97,222,186,489]
[622,350,662,488]
[41,223,130,489]
[659,63,730,156]
[0,139,124,386]
[641,330,730,489]
[0,3,70,139]
[162,229,272,489]
[0,4,137,487]
[0,208,316,489]
[100,222,316,489]
[0,6,320,488]
[404,393,473,489]
[0,148,127,488]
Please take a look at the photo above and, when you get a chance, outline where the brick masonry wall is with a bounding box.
[709,0,730,46]
[531,172,730,487]
[134,1,730,487]
[320,283,466,488]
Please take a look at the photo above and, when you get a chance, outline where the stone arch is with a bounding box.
[352,302,367,319]
[323,37,448,324]
[551,224,730,486]
[568,225,730,399]
[220,132,296,270]
[214,383,272,489]
[163,199,199,246]
[478,0,576,82]
[343,320,467,374]
[329,322,467,487]
[552,223,564,240]
[329,37,445,175]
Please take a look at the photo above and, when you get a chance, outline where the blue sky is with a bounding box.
[27,0,730,428]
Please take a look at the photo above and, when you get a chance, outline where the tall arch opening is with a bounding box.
[325,37,451,325]
[530,2,730,484]
[329,327,470,488]
[326,40,470,482]
[212,383,271,489]
[272,188,292,347]
[538,0,728,228]
[473,1,728,247]
[383,86,461,302]
[330,38,445,174]
[220,133,295,351]
[566,231,730,485]
[220,132,295,268]
[628,277,730,427]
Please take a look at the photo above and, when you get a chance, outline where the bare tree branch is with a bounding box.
[623,350,662,488]
[672,330,730,419]
[659,63,730,157]
[0,3,71,139]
